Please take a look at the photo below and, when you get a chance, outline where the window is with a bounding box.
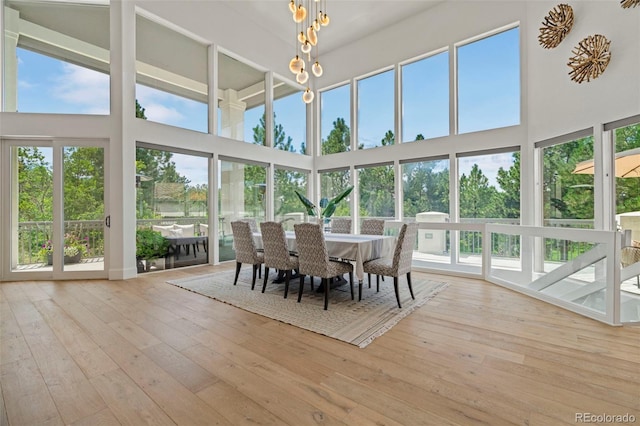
[458,151,520,223]
[218,52,266,144]
[357,70,395,149]
[320,169,351,219]
[274,167,309,230]
[136,147,209,270]
[401,51,449,141]
[358,164,395,220]
[612,121,640,233]
[542,136,594,229]
[320,84,351,154]
[402,158,450,220]
[219,159,267,261]
[136,14,208,133]
[273,78,307,154]
[457,26,520,134]
[458,150,520,266]
[5,1,110,114]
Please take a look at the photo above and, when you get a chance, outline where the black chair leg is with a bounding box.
[349,271,354,300]
[407,272,415,300]
[251,264,258,290]
[297,275,306,302]
[262,267,270,293]
[358,280,363,301]
[394,276,402,308]
[233,262,242,285]
[309,276,314,291]
[324,278,329,310]
[284,270,291,299]
[376,275,380,292]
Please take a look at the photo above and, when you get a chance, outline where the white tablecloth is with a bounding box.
[253,232,396,281]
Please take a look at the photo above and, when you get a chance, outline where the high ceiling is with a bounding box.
[223,1,444,55]
[5,0,445,105]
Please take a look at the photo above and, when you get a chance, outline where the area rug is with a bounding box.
[166,269,448,348]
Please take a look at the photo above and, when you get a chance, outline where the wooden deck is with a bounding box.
[1,264,638,425]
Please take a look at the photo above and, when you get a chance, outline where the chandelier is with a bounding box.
[288,0,330,103]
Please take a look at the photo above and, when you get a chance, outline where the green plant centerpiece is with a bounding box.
[39,233,89,265]
[295,186,354,226]
[136,228,170,272]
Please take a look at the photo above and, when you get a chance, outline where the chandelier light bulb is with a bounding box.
[320,12,330,26]
[301,41,312,54]
[313,19,321,31]
[294,4,306,23]
[297,31,306,44]
[288,0,295,13]
[311,61,323,77]
[296,69,309,84]
[307,26,318,46]
[289,55,305,74]
[302,88,315,103]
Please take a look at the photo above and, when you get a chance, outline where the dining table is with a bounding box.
[253,231,396,285]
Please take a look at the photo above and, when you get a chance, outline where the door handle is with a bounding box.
[105,215,111,228]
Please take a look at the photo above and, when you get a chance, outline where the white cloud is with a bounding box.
[51,63,110,113]
[18,80,36,89]
[135,84,186,124]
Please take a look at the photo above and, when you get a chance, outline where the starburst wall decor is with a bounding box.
[538,4,574,49]
[567,34,611,83]
[620,0,639,9]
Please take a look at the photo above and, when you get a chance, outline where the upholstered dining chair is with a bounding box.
[230,220,264,290]
[363,222,418,308]
[330,218,352,234]
[240,218,259,233]
[360,218,385,236]
[360,218,386,287]
[260,221,300,298]
[294,223,354,310]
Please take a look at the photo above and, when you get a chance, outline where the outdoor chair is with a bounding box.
[363,222,418,308]
[230,220,264,290]
[260,221,299,298]
[294,223,354,310]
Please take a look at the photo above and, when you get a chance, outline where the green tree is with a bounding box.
[63,147,105,220]
[321,117,350,155]
[614,124,640,215]
[402,160,449,218]
[543,137,594,221]
[17,147,53,222]
[459,164,499,218]
[495,152,521,219]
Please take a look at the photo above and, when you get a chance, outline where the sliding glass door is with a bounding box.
[4,140,108,279]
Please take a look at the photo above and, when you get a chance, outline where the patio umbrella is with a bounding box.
[573,147,640,178]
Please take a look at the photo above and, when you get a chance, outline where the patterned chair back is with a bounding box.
[361,219,385,235]
[294,223,332,278]
[260,221,294,271]
[330,218,352,234]
[392,222,419,275]
[231,221,260,264]
[240,218,259,233]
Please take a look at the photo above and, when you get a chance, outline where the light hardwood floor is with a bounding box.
[1,264,638,425]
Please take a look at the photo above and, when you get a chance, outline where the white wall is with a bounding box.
[525,1,640,142]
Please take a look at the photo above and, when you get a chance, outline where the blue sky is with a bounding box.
[15,25,519,187]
